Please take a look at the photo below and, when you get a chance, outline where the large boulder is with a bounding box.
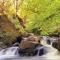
[19,40,37,56]
[19,41,44,56]
[18,35,42,56]
[18,33,42,56]
[19,40,36,49]
[19,35,41,49]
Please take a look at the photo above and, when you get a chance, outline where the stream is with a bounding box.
[0,36,60,60]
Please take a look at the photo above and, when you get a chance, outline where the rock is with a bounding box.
[19,35,41,49]
[56,37,60,51]
[0,15,20,47]
[0,34,17,47]
[22,33,34,37]
[0,42,7,48]
[27,35,41,44]
[52,37,60,51]
[19,40,36,49]
[18,39,40,56]
[18,33,42,56]
[13,42,19,46]
[39,48,44,56]
[16,36,23,43]
[18,48,38,56]
[36,45,45,56]
[47,40,51,45]
[18,44,44,56]
[52,42,58,49]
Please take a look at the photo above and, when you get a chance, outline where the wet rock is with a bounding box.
[36,45,45,56]
[13,42,19,46]
[39,48,44,56]
[18,48,38,56]
[16,36,23,43]
[18,39,39,56]
[0,42,7,48]
[18,33,43,56]
[18,44,45,56]
[51,37,60,51]
[47,40,51,45]
[52,42,58,49]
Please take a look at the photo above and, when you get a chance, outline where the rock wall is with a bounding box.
[0,15,19,47]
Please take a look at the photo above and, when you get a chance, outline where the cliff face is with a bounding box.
[0,15,17,33]
[0,15,19,47]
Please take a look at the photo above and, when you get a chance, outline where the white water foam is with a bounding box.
[0,47,19,59]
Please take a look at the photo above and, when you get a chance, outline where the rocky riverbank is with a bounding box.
[0,32,60,59]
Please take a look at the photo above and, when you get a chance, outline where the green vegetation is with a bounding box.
[20,0,60,35]
[0,0,60,35]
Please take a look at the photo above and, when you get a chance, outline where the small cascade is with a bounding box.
[0,47,19,55]
[0,36,60,60]
[0,47,19,59]
[36,45,46,56]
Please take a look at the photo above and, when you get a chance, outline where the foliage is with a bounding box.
[19,0,60,35]
[0,0,60,35]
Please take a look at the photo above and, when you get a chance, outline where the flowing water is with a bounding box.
[0,36,60,60]
[0,47,19,60]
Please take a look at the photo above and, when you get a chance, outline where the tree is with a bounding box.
[19,0,60,35]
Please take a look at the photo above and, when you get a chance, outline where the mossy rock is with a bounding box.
[0,32,18,47]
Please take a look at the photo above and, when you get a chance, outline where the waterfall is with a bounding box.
[0,36,60,60]
[0,47,19,59]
